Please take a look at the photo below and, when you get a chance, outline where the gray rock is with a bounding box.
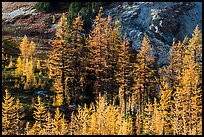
[128,30,138,40]
[104,2,201,68]
[3,19,15,25]
[34,90,48,96]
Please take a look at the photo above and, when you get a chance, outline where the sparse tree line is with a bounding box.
[2,7,202,135]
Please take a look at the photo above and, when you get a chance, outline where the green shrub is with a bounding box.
[67,2,111,31]
[34,2,51,13]
[67,2,84,25]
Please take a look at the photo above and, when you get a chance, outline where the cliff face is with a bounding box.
[2,2,202,68]
[104,2,202,67]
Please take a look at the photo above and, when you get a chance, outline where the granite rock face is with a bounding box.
[104,2,202,67]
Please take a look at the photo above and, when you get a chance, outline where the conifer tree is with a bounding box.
[99,15,113,100]
[70,104,90,135]
[188,25,202,70]
[132,34,155,126]
[70,95,133,135]
[151,98,163,135]
[15,56,24,78]
[159,37,190,135]
[24,122,32,135]
[14,99,25,135]
[61,14,87,104]
[107,19,123,103]
[118,114,133,135]
[19,35,36,75]
[159,74,174,135]
[52,77,64,107]
[60,115,69,135]
[166,39,186,96]
[142,102,153,135]
[179,30,202,134]
[48,13,73,106]
[52,107,68,135]
[19,35,30,67]
[70,15,86,100]
[42,111,54,135]
[24,59,37,89]
[187,27,202,135]
[28,41,36,59]
[17,35,37,90]
[2,89,16,135]
[115,34,131,116]
[87,7,108,97]
[31,121,42,135]
[7,56,14,68]
[33,96,47,128]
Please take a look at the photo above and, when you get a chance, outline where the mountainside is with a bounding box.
[2,2,202,135]
[2,2,202,68]
[104,2,202,67]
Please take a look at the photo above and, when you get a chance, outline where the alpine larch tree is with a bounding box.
[2,5,202,135]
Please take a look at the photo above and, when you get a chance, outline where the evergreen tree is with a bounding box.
[52,77,64,107]
[15,56,24,78]
[115,34,131,116]
[18,35,37,90]
[2,89,16,135]
[107,19,123,103]
[14,99,25,135]
[151,98,163,135]
[70,15,86,101]
[87,7,108,97]
[19,35,30,68]
[33,96,47,128]
[31,121,42,135]
[24,59,37,90]
[179,28,202,134]
[132,34,155,126]
[142,102,153,135]
[24,122,32,135]
[7,56,14,68]
[52,107,68,135]
[42,111,54,135]
[159,77,173,135]
[48,13,73,106]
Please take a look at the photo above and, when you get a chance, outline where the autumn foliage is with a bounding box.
[2,8,202,135]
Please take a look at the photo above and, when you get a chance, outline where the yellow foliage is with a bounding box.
[52,15,56,24]
[33,96,47,128]
[15,56,24,77]
[52,107,68,135]
[56,13,69,39]
[2,89,16,135]
[7,56,14,68]
[70,95,133,135]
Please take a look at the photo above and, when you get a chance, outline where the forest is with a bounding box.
[2,6,202,135]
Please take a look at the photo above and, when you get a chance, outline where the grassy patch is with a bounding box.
[2,36,21,57]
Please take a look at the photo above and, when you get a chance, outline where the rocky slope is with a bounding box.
[2,2,36,13]
[104,2,202,67]
[2,2,202,68]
